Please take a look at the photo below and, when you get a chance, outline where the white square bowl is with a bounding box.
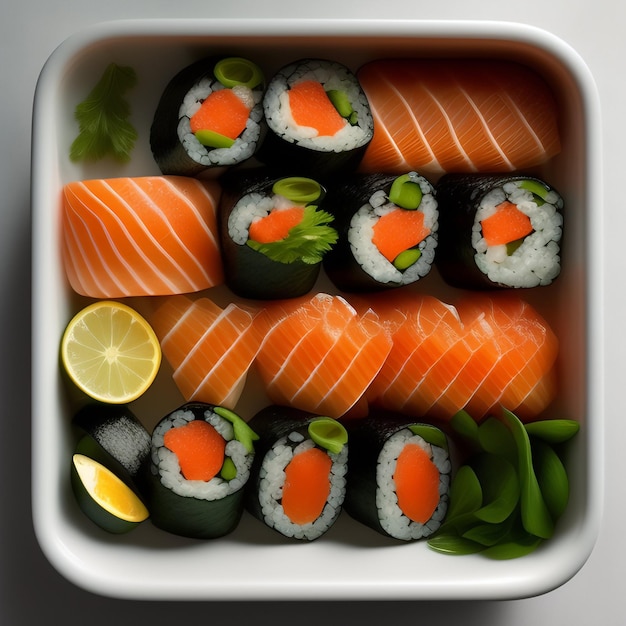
[31,18,603,600]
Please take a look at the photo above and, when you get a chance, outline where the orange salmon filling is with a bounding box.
[282,447,332,525]
[288,80,346,136]
[393,442,440,523]
[163,419,226,482]
[248,206,305,244]
[480,200,533,246]
[372,208,430,263]
[190,89,251,139]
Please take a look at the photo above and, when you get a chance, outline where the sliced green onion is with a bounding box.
[308,417,348,454]
[272,177,322,204]
[214,57,264,89]
[388,174,423,210]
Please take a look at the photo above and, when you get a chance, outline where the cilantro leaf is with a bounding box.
[69,63,138,163]
[246,205,338,265]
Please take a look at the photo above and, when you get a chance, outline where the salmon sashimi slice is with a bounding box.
[255,293,392,419]
[62,176,223,298]
[367,294,558,422]
[367,296,463,410]
[150,295,262,409]
[357,59,561,176]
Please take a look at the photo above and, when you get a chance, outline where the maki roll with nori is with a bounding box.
[344,411,451,541]
[71,403,152,534]
[435,174,563,289]
[257,58,373,180]
[245,405,348,541]
[323,172,438,292]
[72,402,152,496]
[218,169,337,299]
[150,56,265,176]
[146,402,258,539]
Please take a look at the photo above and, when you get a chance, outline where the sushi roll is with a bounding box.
[72,402,152,496]
[344,411,451,541]
[218,169,337,299]
[245,405,348,541]
[323,172,438,292]
[257,59,374,180]
[146,402,258,539]
[435,174,563,289]
[150,56,265,176]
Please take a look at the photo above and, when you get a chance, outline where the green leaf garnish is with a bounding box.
[69,63,138,163]
[524,419,580,444]
[428,408,579,559]
[246,205,338,265]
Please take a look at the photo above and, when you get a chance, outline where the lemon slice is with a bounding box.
[61,300,161,404]
[71,453,149,533]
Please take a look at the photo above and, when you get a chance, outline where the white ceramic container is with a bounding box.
[31,18,603,600]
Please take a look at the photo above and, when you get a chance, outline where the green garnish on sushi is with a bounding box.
[326,89,358,125]
[214,406,259,454]
[388,173,424,210]
[247,204,338,265]
[308,417,348,454]
[69,63,138,163]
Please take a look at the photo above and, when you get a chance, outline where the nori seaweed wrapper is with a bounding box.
[344,410,449,539]
[256,58,373,184]
[146,402,255,539]
[150,55,265,176]
[323,172,438,292]
[435,173,563,290]
[218,168,329,300]
[244,405,348,540]
[72,402,152,498]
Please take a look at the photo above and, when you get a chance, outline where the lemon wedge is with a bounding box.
[71,453,149,533]
[61,300,161,404]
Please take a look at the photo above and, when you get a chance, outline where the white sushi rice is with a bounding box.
[257,430,348,540]
[228,192,297,245]
[376,429,451,541]
[349,172,439,285]
[472,180,564,287]
[151,407,253,500]
[263,59,373,152]
[92,415,151,475]
[177,78,263,166]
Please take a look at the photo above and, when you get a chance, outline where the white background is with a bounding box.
[1,0,620,623]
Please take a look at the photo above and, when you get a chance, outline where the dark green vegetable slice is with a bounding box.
[532,440,570,519]
[524,419,580,444]
[498,408,554,539]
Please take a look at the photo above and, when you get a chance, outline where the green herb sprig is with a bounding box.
[427,408,579,559]
[69,63,138,163]
[246,205,338,265]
